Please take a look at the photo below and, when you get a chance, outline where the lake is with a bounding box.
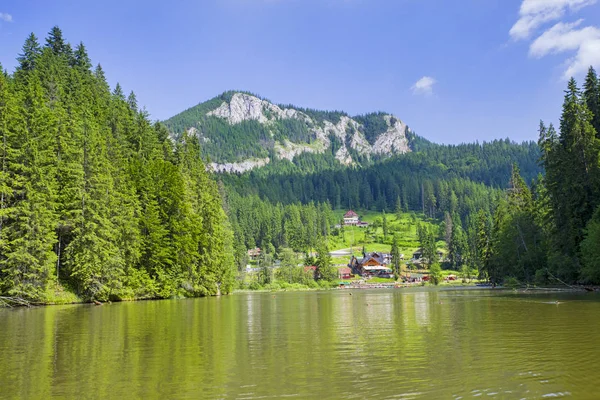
[1,288,599,399]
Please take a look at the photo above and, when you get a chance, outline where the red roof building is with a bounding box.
[338,267,353,279]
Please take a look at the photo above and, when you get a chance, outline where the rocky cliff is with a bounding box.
[164,92,412,172]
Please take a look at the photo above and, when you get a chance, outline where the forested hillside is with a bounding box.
[219,139,541,276]
[222,139,540,215]
[0,27,235,303]
[486,68,600,285]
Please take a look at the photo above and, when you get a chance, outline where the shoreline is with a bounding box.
[2,284,597,309]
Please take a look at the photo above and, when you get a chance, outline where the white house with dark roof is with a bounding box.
[343,210,359,225]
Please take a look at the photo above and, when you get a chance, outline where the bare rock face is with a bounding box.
[372,115,410,155]
[209,158,270,173]
[275,140,328,161]
[335,145,353,165]
[199,92,412,172]
[208,93,270,124]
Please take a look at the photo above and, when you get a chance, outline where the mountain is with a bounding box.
[163,91,413,173]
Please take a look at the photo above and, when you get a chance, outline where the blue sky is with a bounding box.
[2,0,600,144]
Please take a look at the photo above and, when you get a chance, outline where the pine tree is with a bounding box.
[382,211,388,239]
[17,33,42,72]
[74,42,92,72]
[315,238,336,281]
[544,77,600,279]
[45,26,68,56]
[422,226,437,268]
[0,73,58,300]
[581,207,600,283]
[1,28,240,302]
[584,66,600,137]
[395,196,402,220]
[390,234,401,277]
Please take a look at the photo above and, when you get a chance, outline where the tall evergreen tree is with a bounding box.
[45,26,68,56]
[17,33,42,72]
[390,235,401,277]
[584,66,600,137]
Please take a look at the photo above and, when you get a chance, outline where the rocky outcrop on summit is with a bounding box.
[166,92,413,173]
[208,93,311,125]
[208,93,270,124]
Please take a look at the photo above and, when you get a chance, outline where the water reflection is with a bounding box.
[0,289,599,399]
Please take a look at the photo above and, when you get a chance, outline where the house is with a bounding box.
[350,252,393,276]
[357,221,369,228]
[405,272,427,283]
[338,267,353,279]
[343,210,359,225]
[247,247,261,260]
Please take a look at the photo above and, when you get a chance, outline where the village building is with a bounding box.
[349,252,393,276]
[343,210,359,225]
[247,247,261,260]
[338,267,353,280]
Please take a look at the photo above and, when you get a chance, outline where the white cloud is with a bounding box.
[0,13,12,22]
[509,0,596,40]
[412,76,436,95]
[510,0,600,79]
[530,20,600,78]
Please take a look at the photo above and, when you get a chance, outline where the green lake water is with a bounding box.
[1,288,599,399]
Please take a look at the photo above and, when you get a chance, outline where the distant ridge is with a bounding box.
[163,92,414,173]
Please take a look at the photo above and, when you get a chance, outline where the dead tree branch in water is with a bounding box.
[545,269,578,290]
[0,296,33,308]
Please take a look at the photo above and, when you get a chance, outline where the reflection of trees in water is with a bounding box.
[3,291,599,398]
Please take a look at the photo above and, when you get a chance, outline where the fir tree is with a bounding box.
[45,26,68,56]
[583,66,600,137]
[390,234,401,277]
[74,42,92,72]
[315,239,335,281]
[17,33,42,72]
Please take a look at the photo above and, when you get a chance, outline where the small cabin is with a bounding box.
[338,267,353,279]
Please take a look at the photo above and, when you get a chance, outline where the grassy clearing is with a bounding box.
[329,209,444,262]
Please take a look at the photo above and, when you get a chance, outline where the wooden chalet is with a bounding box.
[349,252,392,275]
